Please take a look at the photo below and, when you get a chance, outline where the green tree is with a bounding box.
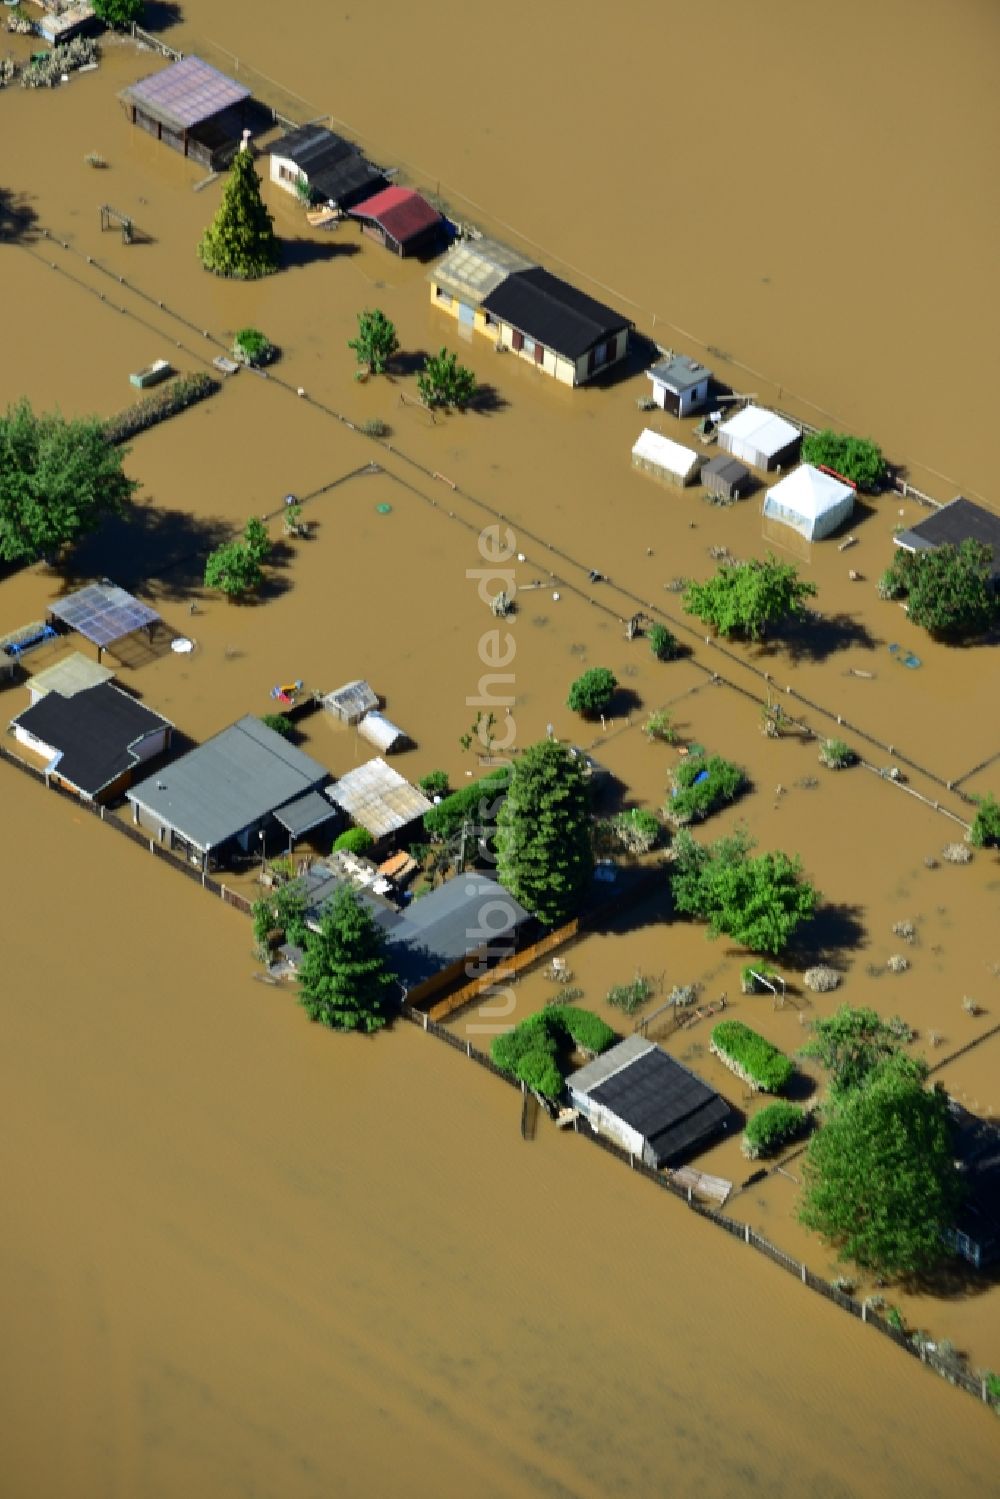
[298,885,395,1031]
[348,308,399,375]
[204,539,263,600]
[92,0,143,27]
[260,713,294,738]
[0,399,136,563]
[683,553,817,640]
[333,826,375,856]
[243,516,270,563]
[417,347,477,410]
[970,791,1000,848]
[648,623,678,661]
[496,739,593,925]
[198,146,278,280]
[800,429,886,491]
[879,540,997,639]
[800,1005,910,1097]
[670,827,818,955]
[233,327,274,367]
[799,1056,963,1277]
[252,880,308,957]
[567,666,617,716]
[417,769,450,798]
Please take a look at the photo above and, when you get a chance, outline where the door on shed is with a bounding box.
[458,300,475,326]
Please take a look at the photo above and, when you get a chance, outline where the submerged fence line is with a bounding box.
[399,1003,999,1415]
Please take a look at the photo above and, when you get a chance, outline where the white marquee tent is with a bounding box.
[762,464,855,542]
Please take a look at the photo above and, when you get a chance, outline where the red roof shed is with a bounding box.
[349,186,443,256]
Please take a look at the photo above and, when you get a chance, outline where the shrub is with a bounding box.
[103,373,219,445]
[333,827,375,856]
[491,1006,615,1096]
[878,540,999,639]
[942,842,972,864]
[606,974,653,1015]
[803,965,840,994]
[611,807,661,855]
[21,37,99,87]
[348,308,399,375]
[260,713,294,738]
[648,623,678,661]
[233,327,275,367]
[742,1102,808,1159]
[667,754,746,825]
[549,1005,615,1057]
[819,738,854,769]
[643,710,677,743]
[423,768,510,840]
[361,418,390,438]
[567,667,617,717]
[711,1020,794,1093]
[417,769,450,798]
[970,792,1000,849]
[983,1371,1000,1407]
[93,0,143,28]
[800,430,886,492]
[417,347,477,410]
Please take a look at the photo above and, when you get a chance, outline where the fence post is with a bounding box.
[221,883,226,901]
[801,1262,807,1283]
[422,1011,428,1032]
[466,1040,471,1058]
[149,838,154,853]
[744,1223,750,1244]
[862,1301,867,1323]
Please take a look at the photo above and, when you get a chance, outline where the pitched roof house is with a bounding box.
[480,267,632,387]
[10,682,172,803]
[120,56,251,169]
[428,236,536,335]
[269,124,387,210]
[568,1035,731,1168]
[893,497,1000,586]
[348,186,444,257]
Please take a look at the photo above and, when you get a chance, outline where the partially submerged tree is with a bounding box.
[348,308,399,376]
[298,885,395,1031]
[669,827,818,956]
[567,667,617,717]
[0,399,136,563]
[92,0,143,28]
[233,327,275,367]
[801,429,886,492]
[800,1004,910,1098]
[878,539,998,639]
[417,347,477,410]
[799,1055,962,1277]
[683,553,817,641]
[203,517,271,600]
[496,739,593,926]
[970,791,1000,849]
[198,145,279,280]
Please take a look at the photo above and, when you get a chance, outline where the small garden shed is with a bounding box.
[631,428,703,488]
[322,679,379,725]
[348,186,443,257]
[646,354,712,417]
[717,404,801,472]
[701,453,753,503]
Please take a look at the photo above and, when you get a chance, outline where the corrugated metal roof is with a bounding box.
[349,186,442,245]
[632,428,702,480]
[127,715,328,852]
[122,56,249,133]
[323,679,379,724]
[326,758,431,839]
[428,236,536,306]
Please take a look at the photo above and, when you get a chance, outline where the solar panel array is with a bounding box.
[50,583,160,648]
[128,57,250,131]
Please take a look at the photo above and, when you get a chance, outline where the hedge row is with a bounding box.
[104,372,220,446]
[668,754,747,825]
[423,768,510,840]
[742,1101,808,1159]
[711,1019,793,1094]
[491,1005,616,1096]
[547,1004,615,1057]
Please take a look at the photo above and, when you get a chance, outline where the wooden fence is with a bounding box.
[427,918,579,1021]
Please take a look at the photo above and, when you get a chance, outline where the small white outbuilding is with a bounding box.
[717,404,801,471]
[358,711,409,754]
[631,428,703,488]
[762,464,856,542]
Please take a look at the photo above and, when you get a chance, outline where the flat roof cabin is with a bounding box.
[647,354,713,417]
[120,56,252,171]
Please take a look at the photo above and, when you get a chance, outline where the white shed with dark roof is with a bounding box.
[646,354,712,417]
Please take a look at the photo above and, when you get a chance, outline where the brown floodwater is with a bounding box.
[2,3,1000,1492]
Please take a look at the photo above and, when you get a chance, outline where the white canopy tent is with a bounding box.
[631,428,703,487]
[763,464,855,541]
[717,404,800,470]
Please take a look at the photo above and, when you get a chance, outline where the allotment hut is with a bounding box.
[322,679,379,725]
[428,236,536,335]
[646,354,712,417]
[120,57,251,170]
[358,711,409,754]
[480,268,632,387]
[567,1035,730,1168]
[348,186,444,257]
[10,682,172,804]
[326,758,432,845]
[269,125,387,210]
[717,404,801,472]
[631,428,703,488]
[701,453,753,503]
[762,464,855,541]
[893,496,1000,588]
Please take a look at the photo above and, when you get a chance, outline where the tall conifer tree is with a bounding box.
[198,145,278,279]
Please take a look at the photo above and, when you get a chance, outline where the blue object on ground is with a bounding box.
[693,769,710,784]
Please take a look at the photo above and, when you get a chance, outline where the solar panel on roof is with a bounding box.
[49,583,160,648]
[126,57,250,132]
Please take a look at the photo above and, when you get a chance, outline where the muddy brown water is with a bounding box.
[2,5,1000,1492]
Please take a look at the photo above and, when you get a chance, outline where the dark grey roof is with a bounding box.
[570,1038,729,1167]
[894,497,1000,582]
[481,268,632,360]
[386,873,531,991]
[273,789,338,839]
[274,123,357,171]
[950,1102,1000,1259]
[702,453,751,485]
[122,57,249,133]
[273,125,387,207]
[127,715,328,853]
[11,682,170,797]
[49,582,159,649]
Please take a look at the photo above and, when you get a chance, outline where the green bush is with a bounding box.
[668,754,747,825]
[643,710,677,743]
[984,1371,1000,1407]
[970,792,1000,849]
[260,713,294,738]
[550,1005,615,1056]
[742,1101,807,1159]
[606,974,653,1015]
[233,327,275,367]
[567,667,617,717]
[333,827,375,856]
[611,807,661,854]
[491,1006,615,1095]
[423,768,510,840]
[103,372,219,446]
[418,769,450,798]
[712,1020,794,1093]
[648,623,679,661]
[800,430,886,492]
[819,737,854,769]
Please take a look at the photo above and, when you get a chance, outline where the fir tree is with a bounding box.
[198,146,278,280]
[298,886,395,1032]
[496,740,593,926]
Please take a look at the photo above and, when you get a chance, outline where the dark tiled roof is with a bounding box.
[349,186,442,245]
[123,56,249,132]
[13,682,170,797]
[481,268,632,359]
[895,497,1000,582]
[385,873,530,990]
[585,1044,729,1166]
[273,125,387,207]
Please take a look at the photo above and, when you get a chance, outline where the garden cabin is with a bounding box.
[480,268,632,387]
[322,679,379,725]
[762,464,855,542]
[269,124,387,210]
[631,428,703,488]
[120,57,252,171]
[126,715,332,869]
[427,236,536,336]
[348,186,444,257]
[567,1035,730,1168]
[893,497,1000,588]
[717,403,801,472]
[10,682,172,804]
[646,354,712,417]
[383,872,531,1006]
[325,757,432,845]
[701,453,753,503]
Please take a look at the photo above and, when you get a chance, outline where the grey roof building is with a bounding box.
[893,496,1000,585]
[646,353,713,417]
[568,1035,730,1168]
[269,124,388,210]
[126,715,330,863]
[701,453,753,503]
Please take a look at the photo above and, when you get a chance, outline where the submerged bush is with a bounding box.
[819,738,854,770]
[742,1101,808,1159]
[667,753,747,825]
[333,827,376,857]
[712,1019,793,1094]
[606,974,653,1015]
